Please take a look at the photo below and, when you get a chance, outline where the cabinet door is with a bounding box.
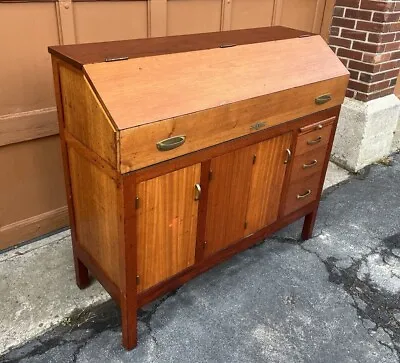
[245,133,292,235]
[136,164,201,292]
[204,145,255,257]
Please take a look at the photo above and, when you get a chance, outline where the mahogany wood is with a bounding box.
[245,133,292,235]
[136,165,201,292]
[120,76,348,173]
[137,201,318,308]
[295,122,334,156]
[48,26,311,70]
[49,28,348,351]
[204,145,255,256]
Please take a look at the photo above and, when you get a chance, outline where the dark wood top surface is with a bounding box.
[49,26,312,69]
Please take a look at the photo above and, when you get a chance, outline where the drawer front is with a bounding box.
[290,146,327,183]
[120,76,348,173]
[283,173,321,216]
[295,121,334,156]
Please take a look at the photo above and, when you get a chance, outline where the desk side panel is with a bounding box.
[58,62,118,169]
[68,147,121,288]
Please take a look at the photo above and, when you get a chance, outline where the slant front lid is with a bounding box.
[84,35,349,131]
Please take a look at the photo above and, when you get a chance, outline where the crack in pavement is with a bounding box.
[269,229,400,360]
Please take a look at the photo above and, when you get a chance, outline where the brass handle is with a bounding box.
[284,148,292,164]
[315,94,332,105]
[194,183,201,201]
[307,136,322,145]
[297,189,312,199]
[156,135,186,151]
[302,159,318,169]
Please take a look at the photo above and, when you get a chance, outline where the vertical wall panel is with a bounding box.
[278,0,324,33]
[74,1,148,43]
[231,0,274,30]
[0,137,66,229]
[0,3,59,116]
[167,0,222,36]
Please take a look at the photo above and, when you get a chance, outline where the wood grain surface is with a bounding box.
[204,145,254,257]
[120,76,348,172]
[48,26,311,69]
[84,35,348,131]
[68,147,121,286]
[59,63,118,168]
[136,165,201,292]
[245,132,292,235]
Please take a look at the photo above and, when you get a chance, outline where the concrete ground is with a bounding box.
[2,158,400,362]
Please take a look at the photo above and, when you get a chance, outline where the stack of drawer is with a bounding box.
[284,117,335,216]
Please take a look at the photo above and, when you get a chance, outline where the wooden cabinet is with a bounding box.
[49,26,349,350]
[136,165,201,292]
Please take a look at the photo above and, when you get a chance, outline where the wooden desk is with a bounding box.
[49,26,349,350]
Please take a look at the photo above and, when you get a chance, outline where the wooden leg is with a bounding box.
[302,208,318,240]
[121,296,137,350]
[73,254,90,289]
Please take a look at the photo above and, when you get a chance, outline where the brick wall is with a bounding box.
[329,0,400,101]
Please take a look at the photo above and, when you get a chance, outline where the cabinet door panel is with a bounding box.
[137,164,200,292]
[204,145,255,257]
[245,132,292,235]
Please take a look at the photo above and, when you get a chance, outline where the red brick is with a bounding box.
[391,51,400,60]
[349,69,360,79]
[330,26,340,36]
[385,41,400,52]
[360,0,395,11]
[368,32,396,43]
[366,87,396,101]
[346,89,356,97]
[389,22,400,32]
[338,48,364,60]
[345,8,372,20]
[356,20,386,32]
[336,0,360,8]
[372,11,400,23]
[362,52,391,64]
[332,17,356,29]
[352,41,384,53]
[379,59,400,71]
[359,72,385,82]
[384,68,400,79]
[341,29,367,41]
[349,60,380,72]
[396,2,400,11]
[370,79,391,92]
[330,36,352,48]
[348,80,370,92]
[396,33,400,41]
[340,58,350,67]
[333,6,345,17]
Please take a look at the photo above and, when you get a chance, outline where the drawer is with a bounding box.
[290,146,327,183]
[295,119,334,156]
[119,79,347,173]
[283,173,321,216]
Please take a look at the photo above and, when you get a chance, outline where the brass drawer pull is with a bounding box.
[315,94,332,105]
[156,135,186,151]
[302,159,318,169]
[297,189,312,199]
[307,136,322,145]
[284,148,292,164]
[194,183,201,201]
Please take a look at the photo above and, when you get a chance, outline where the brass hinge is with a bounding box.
[105,56,129,62]
[135,196,140,209]
[244,221,248,229]
[209,170,213,181]
[253,155,257,164]
[136,275,140,285]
